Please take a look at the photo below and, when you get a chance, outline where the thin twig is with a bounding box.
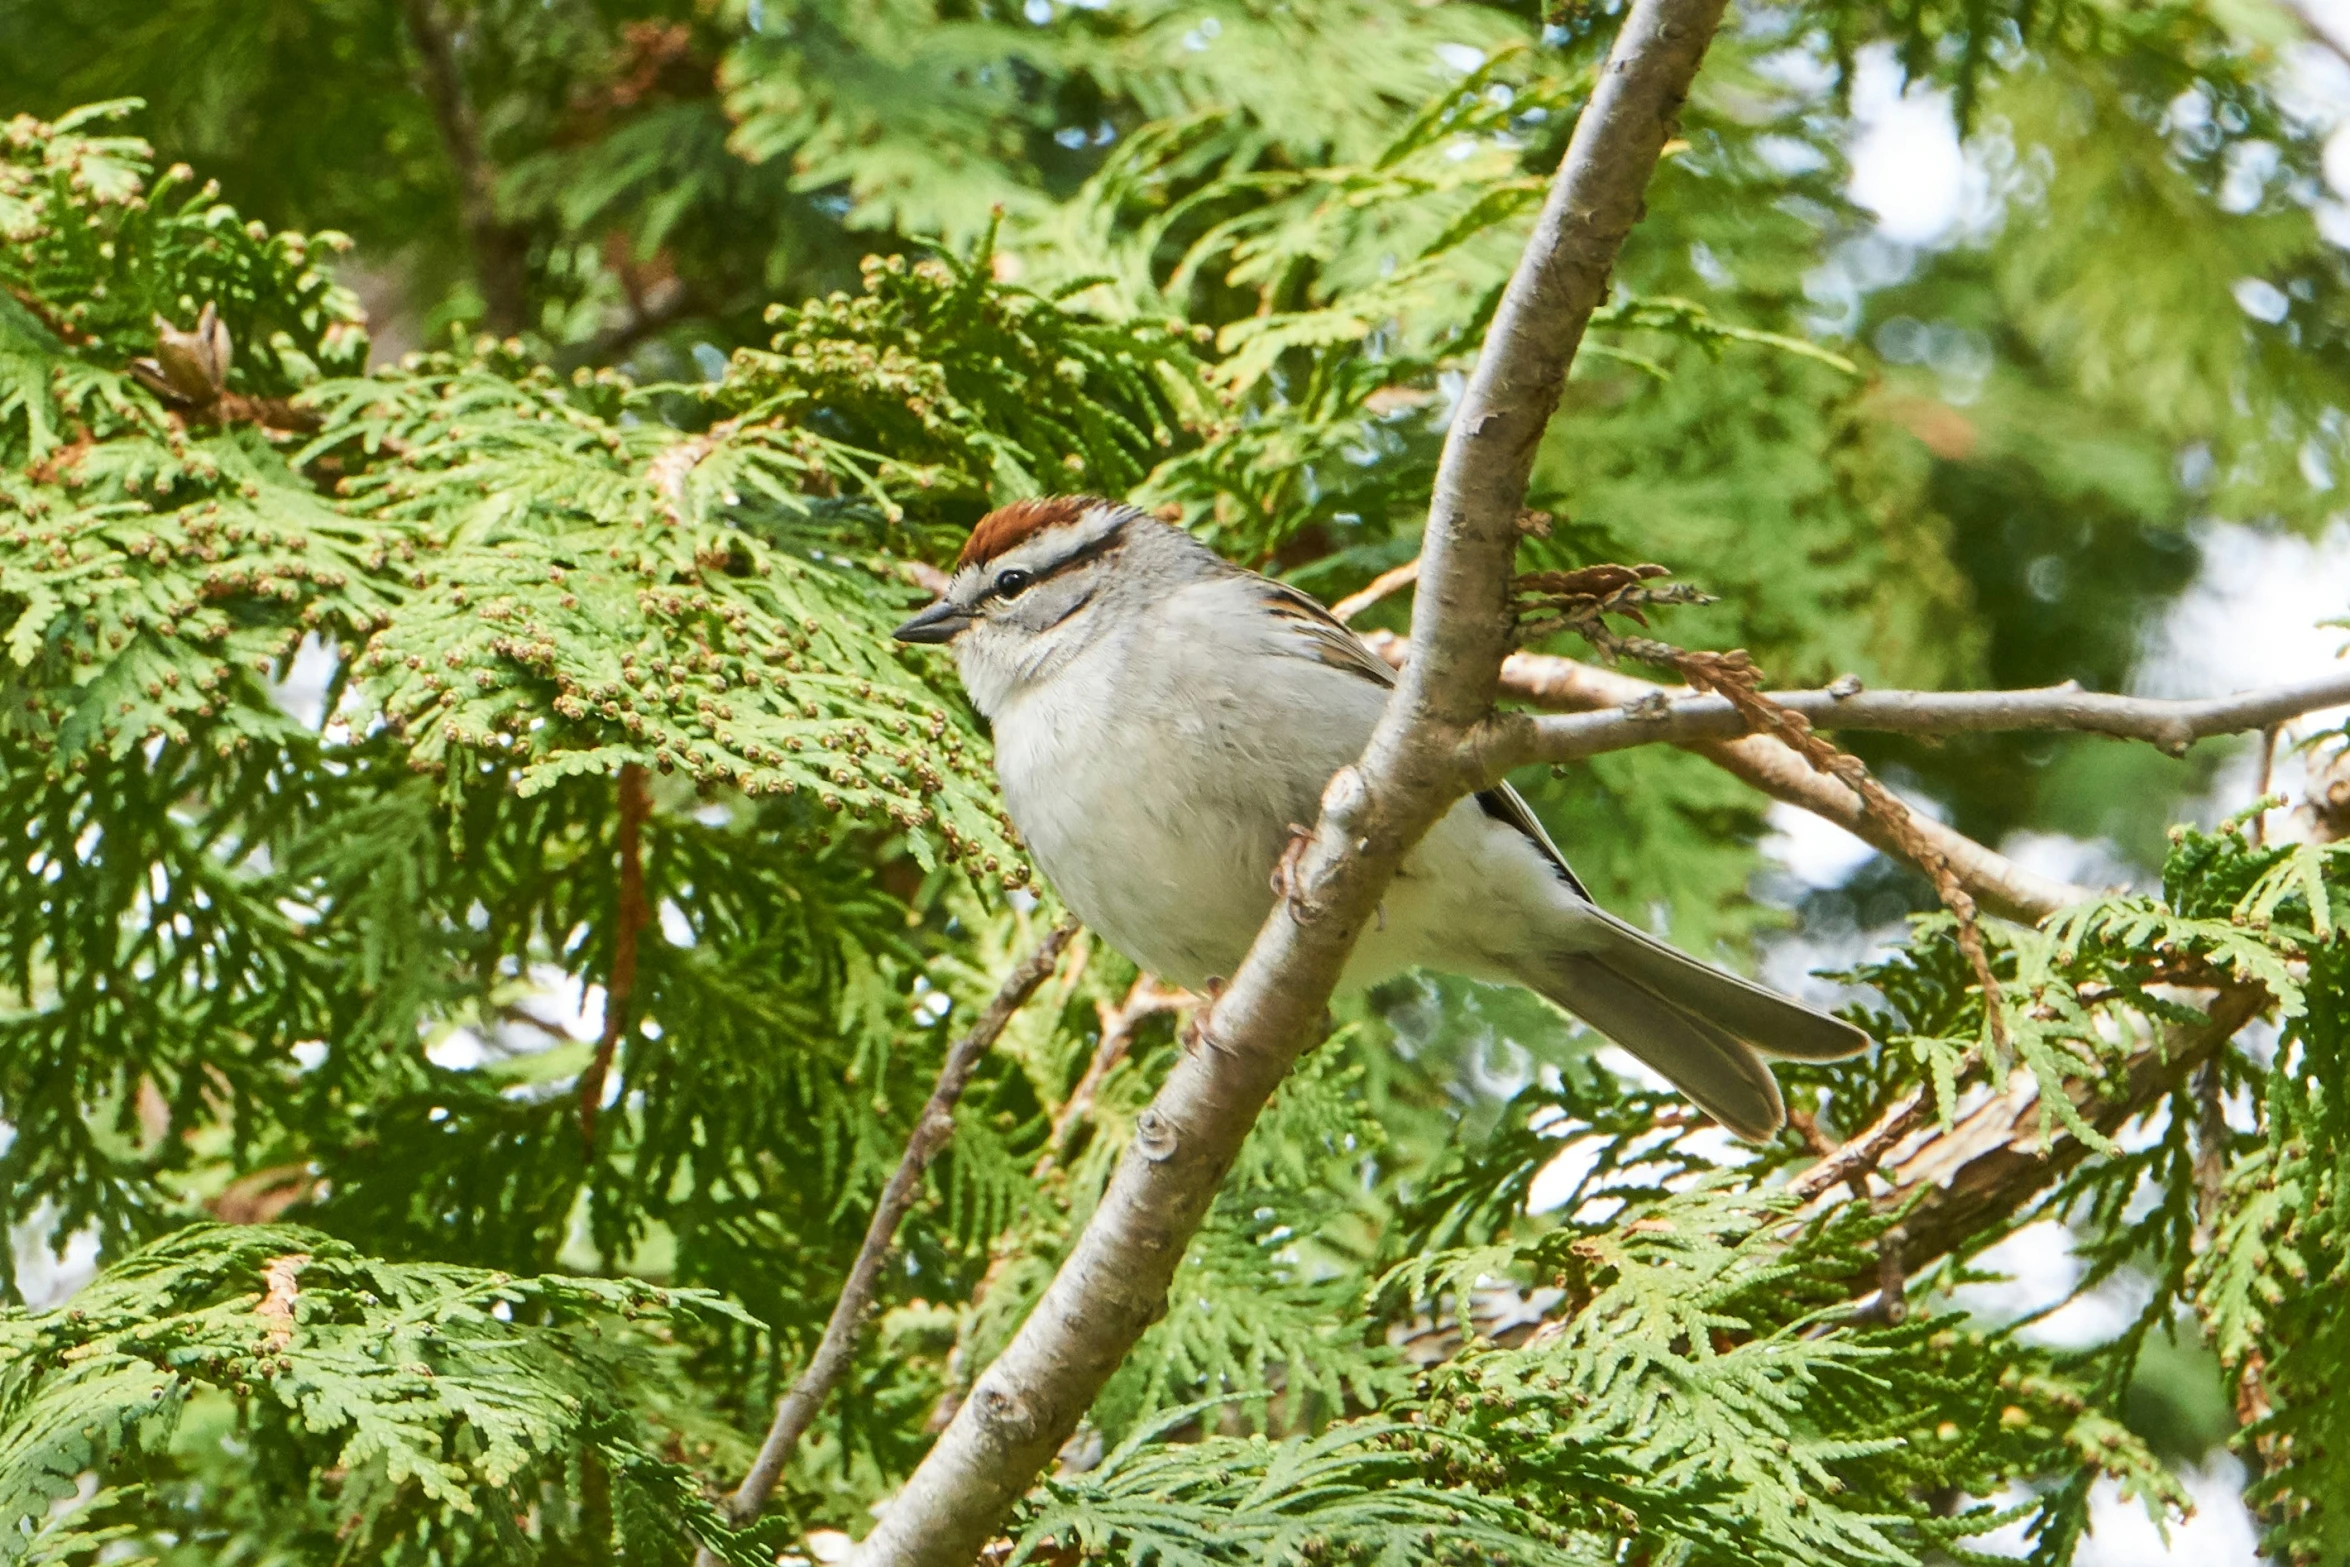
[1785,1106,1872,1206]
[702,924,1076,1556]
[498,1003,582,1047]
[2251,724,2281,847]
[1505,569,2018,1047]
[1035,973,1190,1182]
[851,0,1731,1555]
[1330,558,1422,625]
[579,763,650,1151]
[1499,667,2350,766]
[1786,1087,1944,1203]
[1653,640,2006,1050]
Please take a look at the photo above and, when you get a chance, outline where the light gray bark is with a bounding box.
[1500,668,2350,767]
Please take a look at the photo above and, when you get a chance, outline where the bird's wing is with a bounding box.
[1257,581,1401,687]
[1473,777,1594,902]
[1254,579,1593,903]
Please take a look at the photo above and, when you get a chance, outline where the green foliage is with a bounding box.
[1013,1405,1609,1566]
[2187,841,2350,1562]
[0,1223,772,1566]
[0,102,369,410]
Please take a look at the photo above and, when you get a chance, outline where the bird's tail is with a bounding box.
[1527,914,1871,1143]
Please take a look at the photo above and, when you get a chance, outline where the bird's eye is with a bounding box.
[993,568,1033,600]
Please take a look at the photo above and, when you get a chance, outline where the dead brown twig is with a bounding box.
[1362,633,2092,922]
[579,762,651,1151]
[255,1252,311,1353]
[1519,563,2011,1061]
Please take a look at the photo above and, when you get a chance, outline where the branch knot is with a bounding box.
[1132,1110,1179,1162]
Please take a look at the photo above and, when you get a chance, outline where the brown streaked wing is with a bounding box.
[1258,582,1398,687]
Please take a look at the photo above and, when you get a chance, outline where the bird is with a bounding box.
[892,496,1869,1140]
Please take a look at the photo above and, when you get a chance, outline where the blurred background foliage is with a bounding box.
[1,0,2347,1559]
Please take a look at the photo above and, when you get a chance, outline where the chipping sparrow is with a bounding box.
[894,497,1868,1140]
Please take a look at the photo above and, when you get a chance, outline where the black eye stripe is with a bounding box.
[982,515,1132,601]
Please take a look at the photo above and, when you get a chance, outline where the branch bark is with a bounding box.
[1371,636,2094,923]
[1805,982,2269,1297]
[851,0,1730,1557]
[400,0,533,336]
[578,762,649,1151]
[700,925,1076,1560]
[1496,667,2350,769]
[925,969,1192,1438]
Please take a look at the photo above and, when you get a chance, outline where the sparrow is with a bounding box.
[894,497,1868,1139]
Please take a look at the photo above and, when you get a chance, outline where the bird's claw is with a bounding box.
[1269,823,1322,921]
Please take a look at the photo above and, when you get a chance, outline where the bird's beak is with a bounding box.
[892,600,972,644]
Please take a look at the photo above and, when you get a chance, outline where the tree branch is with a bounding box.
[1809,981,2270,1297]
[400,0,533,335]
[1497,574,2025,1050]
[851,0,1730,1557]
[1494,667,2350,770]
[701,924,1076,1560]
[1371,636,2094,922]
[923,968,1192,1438]
[578,762,649,1151]
[1329,557,1422,625]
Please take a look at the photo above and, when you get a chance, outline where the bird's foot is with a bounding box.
[1269,823,1323,921]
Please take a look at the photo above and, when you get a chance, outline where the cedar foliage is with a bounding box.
[0,0,2347,1562]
